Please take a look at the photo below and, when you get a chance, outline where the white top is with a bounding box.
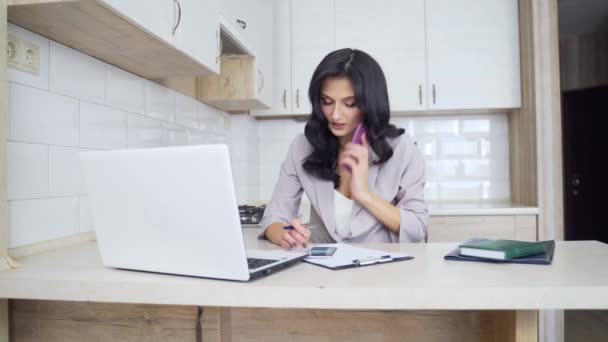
[1,230,607,310]
[334,190,353,239]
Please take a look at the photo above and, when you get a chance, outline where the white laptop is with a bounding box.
[80,145,307,281]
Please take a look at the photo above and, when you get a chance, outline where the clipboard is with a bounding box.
[304,243,413,270]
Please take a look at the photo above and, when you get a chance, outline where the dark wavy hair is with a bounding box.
[303,48,404,187]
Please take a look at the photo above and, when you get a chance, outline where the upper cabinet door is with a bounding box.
[179,0,220,74]
[220,0,274,109]
[220,0,245,34]
[335,0,427,112]
[291,0,336,115]
[426,0,521,110]
[101,0,179,47]
[252,0,291,117]
[245,0,274,107]
[272,0,293,115]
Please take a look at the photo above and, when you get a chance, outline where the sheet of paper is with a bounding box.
[303,243,409,269]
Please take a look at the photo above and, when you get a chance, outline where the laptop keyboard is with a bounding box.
[247,257,278,269]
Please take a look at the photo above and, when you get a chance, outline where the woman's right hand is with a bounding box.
[266,219,310,249]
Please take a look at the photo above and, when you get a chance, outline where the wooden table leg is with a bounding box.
[220,307,232,342]
[516,310,538,342]
[1,299,8,342]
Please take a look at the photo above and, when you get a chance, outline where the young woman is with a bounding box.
[260,48,428,249]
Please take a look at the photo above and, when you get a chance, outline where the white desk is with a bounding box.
[1,230,607,341]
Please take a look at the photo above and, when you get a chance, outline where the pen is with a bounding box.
[283,223,317,230]
[353,255,392,266]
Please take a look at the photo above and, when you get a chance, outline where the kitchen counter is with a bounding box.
[1,230,605,310]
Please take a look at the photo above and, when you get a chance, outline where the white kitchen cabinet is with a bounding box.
[101,0,179,47]
[291,0,336,115]
[256,0,521,116]
[254,0,292,116]
[335,0,427,112]
[220,0,246,35]
[218,0,274,111]
[244,0,274,109]
[425,0,521,110]
[179,0,220,75]
[100,0,220,75]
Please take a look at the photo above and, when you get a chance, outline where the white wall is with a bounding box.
[229,114,260,204]
[6,24,232,248]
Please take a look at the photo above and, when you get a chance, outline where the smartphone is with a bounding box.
[352,123,366,145]
[308,246,337,257]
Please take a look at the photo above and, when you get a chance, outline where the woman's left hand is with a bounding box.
[339,133,371,202]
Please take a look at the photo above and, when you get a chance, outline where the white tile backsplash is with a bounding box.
[439,138,480,158]
[127,114,164,148]
[257,114,511,203]
[426,160,461,180]
[9,83,79,146]
[416,137,438,158]
[484,180,510,201]
[106,64,145,114]
[462,159,490,179]
[414,119,459,136]
[80,101,128,150]
[162,122,189,146]
[79,196,94,233]
[6,142,50,200]
[424,182,440,201]
[198,102,222,132]
[175,93,199,129]
[9,197,80,248]
[7,24,231,247]
[187,129,206,145]
[230,114,251,137]
[7,23,50,91]
[49,41,106,104]
[145,81,175,122]
[49,146,84,197]
[439,181,485,201]
[229,114,259,204]
[462,118,491,134]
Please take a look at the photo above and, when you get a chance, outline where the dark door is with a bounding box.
[562,85,608,243]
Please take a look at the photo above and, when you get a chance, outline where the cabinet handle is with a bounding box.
[296,89,300,108]
[282,90,287,109]
[432,84,436,104]
[257,69,264,93]
[216,30,222,64]
[172,0,182,35]
[418,85,422,105]
[236,19,247,29]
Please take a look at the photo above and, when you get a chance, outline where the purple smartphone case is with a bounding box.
[352,124,365,145]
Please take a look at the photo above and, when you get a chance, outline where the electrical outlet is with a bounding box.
[7,34,19,69]
[20,40,40,74]
[7,34,40,75]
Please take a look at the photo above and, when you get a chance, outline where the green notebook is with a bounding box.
[458,239,547,260]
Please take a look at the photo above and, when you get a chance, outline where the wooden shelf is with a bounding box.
[7,0,216,79]
[197,55,270,112]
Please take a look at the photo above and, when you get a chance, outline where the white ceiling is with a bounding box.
[558,0,608,36]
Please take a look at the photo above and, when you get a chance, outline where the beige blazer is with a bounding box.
[259,132,428,243]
